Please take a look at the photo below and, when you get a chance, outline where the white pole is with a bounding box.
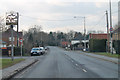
[109,0,113,54]
[84,17,86,51]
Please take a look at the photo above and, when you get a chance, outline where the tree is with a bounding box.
[74,32,84,40]
[0,16,7,32]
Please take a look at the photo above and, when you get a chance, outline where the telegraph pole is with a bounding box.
[106,10,110,53]
[84,17,86,51]
[109,0,113,54]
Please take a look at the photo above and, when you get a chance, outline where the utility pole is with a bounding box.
[84,17,86,51]
[109,0,113,54]
[17,12,19,47]
[106,10,110,53]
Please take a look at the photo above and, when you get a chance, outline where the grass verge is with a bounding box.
[0,58,25,69]
[92,52,119,58]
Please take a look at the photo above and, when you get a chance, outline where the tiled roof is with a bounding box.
[2,28,23,38]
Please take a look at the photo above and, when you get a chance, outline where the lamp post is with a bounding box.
[74,16,86,51]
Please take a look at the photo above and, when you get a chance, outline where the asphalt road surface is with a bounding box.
[14,46,118,78]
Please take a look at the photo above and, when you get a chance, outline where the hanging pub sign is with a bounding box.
[6,11,18,25]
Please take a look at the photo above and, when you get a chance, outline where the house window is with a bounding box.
[9,37,15,41]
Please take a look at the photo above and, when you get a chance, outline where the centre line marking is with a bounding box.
[82,69,87,72]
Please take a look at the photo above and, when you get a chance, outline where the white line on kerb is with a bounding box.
[82,69,87,72]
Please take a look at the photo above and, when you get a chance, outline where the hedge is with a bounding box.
[2,47,28,56]
[89,39,107,52]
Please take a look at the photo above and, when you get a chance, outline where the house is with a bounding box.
[0,40,7,49]
[89,33,108,39]
[2,28,23,47]
[61,41,70,48]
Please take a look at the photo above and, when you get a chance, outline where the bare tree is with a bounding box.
[0,16,7,32]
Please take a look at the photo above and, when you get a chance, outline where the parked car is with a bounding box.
[44,46,49,50]
[39,47,45,55]
[31,48,41,56]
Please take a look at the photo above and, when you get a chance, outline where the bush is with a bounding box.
[89,39,107,52]
[113,40,120,54]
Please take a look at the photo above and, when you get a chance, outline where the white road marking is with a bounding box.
[71,60,74,62]
[75,64,78,66]
[82,69,87,72]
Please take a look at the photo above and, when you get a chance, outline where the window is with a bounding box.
[9,37,15,41]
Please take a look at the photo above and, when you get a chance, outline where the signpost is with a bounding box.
[19,39,23,57]
[6,11,18,61]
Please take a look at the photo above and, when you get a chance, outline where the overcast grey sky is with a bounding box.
[0,0,118,33]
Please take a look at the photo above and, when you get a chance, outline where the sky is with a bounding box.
[0,0,119,33]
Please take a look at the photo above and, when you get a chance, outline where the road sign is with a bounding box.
[6,11,18,25]
[19,39,23,45]
[19,39,23,43]
[110,27,113,32]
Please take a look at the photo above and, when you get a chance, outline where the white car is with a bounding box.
[39,47,45,55]
[31,48,41,56]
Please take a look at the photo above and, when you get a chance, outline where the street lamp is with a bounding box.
[74,16,86,51]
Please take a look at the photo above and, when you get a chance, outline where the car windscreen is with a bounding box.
[32,48,39,50]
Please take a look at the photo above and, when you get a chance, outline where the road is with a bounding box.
[14,46,118,78]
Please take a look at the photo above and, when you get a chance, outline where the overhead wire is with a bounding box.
[20,15,75,21]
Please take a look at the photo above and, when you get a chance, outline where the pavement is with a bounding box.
[1,56,39,80]
[13,46,118,78]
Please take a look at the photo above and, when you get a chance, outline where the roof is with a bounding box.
[2,28,23,38]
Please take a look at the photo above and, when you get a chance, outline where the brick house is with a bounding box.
[89,33,108,39]
[2,28,23,47]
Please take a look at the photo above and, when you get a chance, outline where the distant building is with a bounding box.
[2,28,23,47]
[89,33,107,39]
[61,41,69,47]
